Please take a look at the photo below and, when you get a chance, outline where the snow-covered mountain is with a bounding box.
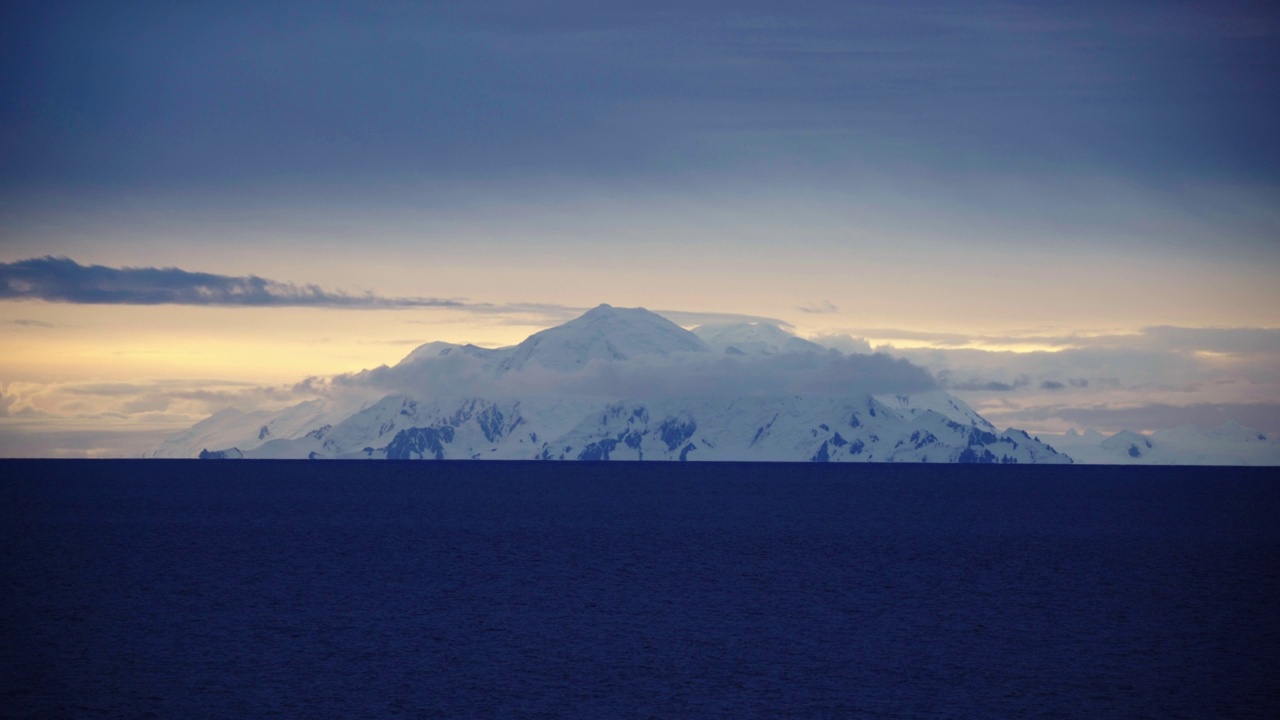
[169,393,1066,463]
[149,304,1070,463]
[1045,424,1280,466]
[873,390,995,431]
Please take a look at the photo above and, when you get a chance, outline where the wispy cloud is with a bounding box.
[839,328,985,347]
[0,257,794,330]
[943,377,1028,392]
[797,300,839,314]
[1011,402,1280,436]
[0,256,471,309]
[842,326,1280,354]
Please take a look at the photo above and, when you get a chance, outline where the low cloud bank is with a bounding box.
[0,427,179,458]
[874,328,1280,435]
[809,334,873,355]
[0,379,313,429]
[830,326,1280,357]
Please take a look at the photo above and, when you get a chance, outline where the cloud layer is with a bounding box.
[0,256,468,309]
[855,327,1280,435]
[322,349,937,403]
[0,257,795,330]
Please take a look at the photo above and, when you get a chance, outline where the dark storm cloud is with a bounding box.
[0,256,468,309]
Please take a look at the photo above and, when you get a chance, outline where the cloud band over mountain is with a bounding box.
[321,348,938,403]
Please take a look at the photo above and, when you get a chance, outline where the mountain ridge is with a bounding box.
[1043,423,1280,466]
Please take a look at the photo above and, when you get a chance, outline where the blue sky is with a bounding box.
[2,0,1279,455]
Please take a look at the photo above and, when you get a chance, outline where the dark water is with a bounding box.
[2,461,1278,719]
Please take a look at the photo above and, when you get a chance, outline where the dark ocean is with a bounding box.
[2,461,1278,719]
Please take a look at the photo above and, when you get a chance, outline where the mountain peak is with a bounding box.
[1209,421,1268,442]
[498,304,710,373]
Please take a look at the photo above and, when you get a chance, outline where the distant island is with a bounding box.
[152,305,1279,465]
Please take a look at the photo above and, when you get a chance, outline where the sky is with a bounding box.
[2,0,1279,456]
